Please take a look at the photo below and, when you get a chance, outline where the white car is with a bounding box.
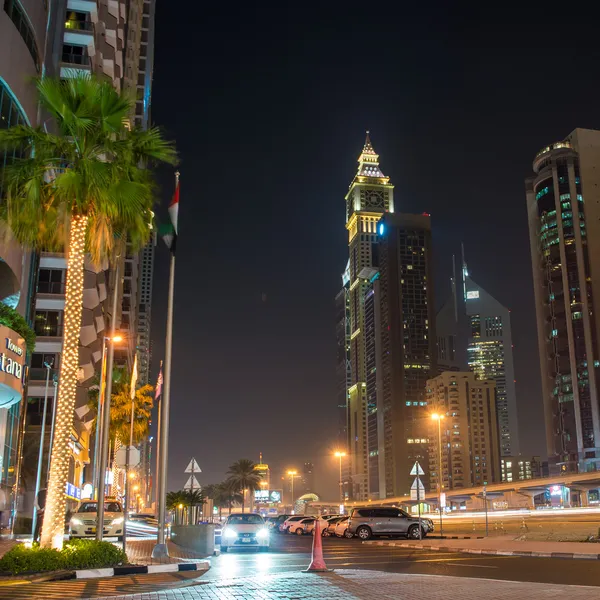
[304,516,332,535]
[289,517,315,535]
[280,515,311,533]
[221,513,269,552]
[334,517,352,538]
[69,499,125,540]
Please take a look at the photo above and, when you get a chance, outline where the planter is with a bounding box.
[170,524,215,555]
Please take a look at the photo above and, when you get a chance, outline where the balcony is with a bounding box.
[61,44,91,78]
[64,19,94,47]
[37,281,65,295]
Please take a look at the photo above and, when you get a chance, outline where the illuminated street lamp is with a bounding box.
[431,413,445,536]
[287,470,299,512]
[334,451,346,504]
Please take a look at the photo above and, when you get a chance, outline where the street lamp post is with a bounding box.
[287,470,298,513]
[334,451,346,505]
[431,414,445,537]
[92,334,123,501]
[31,360,52,540]
[96,263,121,542]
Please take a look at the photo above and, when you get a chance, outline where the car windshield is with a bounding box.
[227,514,264,525]
[78,502,122,513]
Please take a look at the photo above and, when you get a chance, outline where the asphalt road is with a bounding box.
[207,532,600,587]
[3,531,600,598]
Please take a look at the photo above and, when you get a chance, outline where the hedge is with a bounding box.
[0,539,128,575]
[0,302,35,352]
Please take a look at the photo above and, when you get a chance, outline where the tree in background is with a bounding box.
[0,75,176,548]
[226,459,262,514]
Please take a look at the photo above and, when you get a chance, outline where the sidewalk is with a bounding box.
[108,568,600,599]
[366,535,600,559]
[126,539,211,566]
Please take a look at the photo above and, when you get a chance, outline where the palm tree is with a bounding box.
[184,489,205,524]
[0,75,176,549]
[166,490,188,525]
[226,459,262,513]
[212,482,241,519]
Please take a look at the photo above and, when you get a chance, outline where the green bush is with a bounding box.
[0,539,128,575]
[0,302,35,352]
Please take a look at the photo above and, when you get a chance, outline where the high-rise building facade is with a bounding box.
[376,213,436,498]
[344,133,394,500]
[426,372,501,491]
[335,262,351,452]
[500,456,541,483]
[363,268,381,497]
[436,255,520,458]
[526,129,600,474]
[1,0,49,507]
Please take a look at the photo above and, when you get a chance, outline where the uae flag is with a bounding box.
[155,361,163,400]
[161,175,179,252]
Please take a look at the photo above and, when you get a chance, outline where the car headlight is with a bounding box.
[70,517,83,526]
[223,527,238,538]
[256,528,269,539]
[112,517,124,525]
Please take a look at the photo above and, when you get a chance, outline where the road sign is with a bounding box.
[410,477,426,501]
[115,446,140,468]
[185,458,202,473]
[184,475,201,490]
[410,461,425,476]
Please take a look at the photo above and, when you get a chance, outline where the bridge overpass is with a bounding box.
[310,471,600,513]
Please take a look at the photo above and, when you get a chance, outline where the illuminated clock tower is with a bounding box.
[345,133,394,500]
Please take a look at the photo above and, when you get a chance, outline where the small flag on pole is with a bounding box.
[130,354,138,400]
[168,174,179,235]
[161,173,179,253]
[155,361,163,400]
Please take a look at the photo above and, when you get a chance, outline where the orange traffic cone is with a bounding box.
[303,518,332,572]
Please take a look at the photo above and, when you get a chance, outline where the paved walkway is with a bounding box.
[96,569,600,599]
[368,535,600,558]
[126,539,209,565]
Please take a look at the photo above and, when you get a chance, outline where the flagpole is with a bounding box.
[153,171,179,558]
[154,361,162,516]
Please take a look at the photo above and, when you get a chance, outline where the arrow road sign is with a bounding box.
[184,475,201,490]
[410,461,425,476]
[410,477,426,501]
[185,458,202,473]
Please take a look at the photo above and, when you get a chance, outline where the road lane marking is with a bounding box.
[445,563,499,569]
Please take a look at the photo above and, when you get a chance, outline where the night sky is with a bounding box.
[147,11,600,497]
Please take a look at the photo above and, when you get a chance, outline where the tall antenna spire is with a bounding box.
[356,131,387,179]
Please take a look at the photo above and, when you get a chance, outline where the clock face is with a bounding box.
[366,190,384,208]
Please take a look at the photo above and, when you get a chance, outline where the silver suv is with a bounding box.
[347,507,434,540]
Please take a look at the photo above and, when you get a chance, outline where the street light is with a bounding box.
[334,451,346,505]
[431,413,445,537]
[287,470,298,512]
[92,333,124,504]
[31,360,53,541]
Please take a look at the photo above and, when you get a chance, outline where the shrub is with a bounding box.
[0,539,128,575]
[0,302,35,352]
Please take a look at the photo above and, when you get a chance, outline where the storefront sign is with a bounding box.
[65,482,82,500]
[0,325,26,409]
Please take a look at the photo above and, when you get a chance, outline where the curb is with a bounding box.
[76,560,210,579]
[365,541,600,560]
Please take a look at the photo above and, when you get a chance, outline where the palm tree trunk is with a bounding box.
[40,215,88,549]
[241,489,244,514]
